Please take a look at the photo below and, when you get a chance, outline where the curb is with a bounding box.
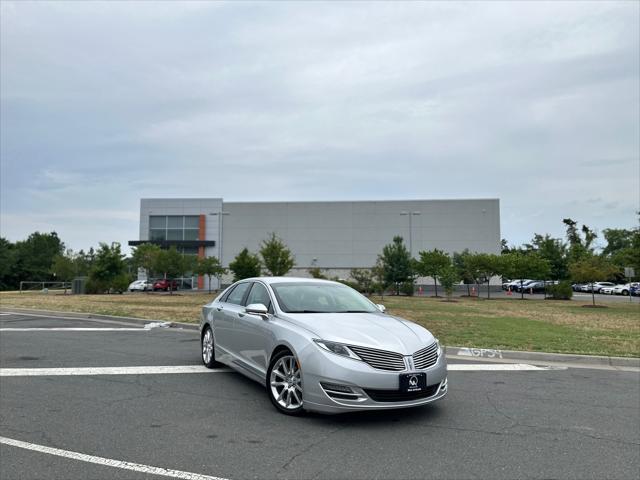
[445,346,640,369]
[0,307,200,331]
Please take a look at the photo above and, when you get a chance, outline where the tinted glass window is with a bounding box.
[226,282,251,305]
[149,216,166,229]
[167,216,183,228]
[246,283,272,310]
[184,216,200,228]
[183,229,199,241]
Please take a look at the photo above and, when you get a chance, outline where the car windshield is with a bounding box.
[271,282,378,314]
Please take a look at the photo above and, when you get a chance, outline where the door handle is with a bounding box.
[216,307,223,311]
[238,313,245,318]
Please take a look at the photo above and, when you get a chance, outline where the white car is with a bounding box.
[581,282,615,293]
[600,286,615,295]
[611,284,631,296]
[128,280,153,292]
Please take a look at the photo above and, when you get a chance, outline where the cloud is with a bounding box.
[1,1,638,252]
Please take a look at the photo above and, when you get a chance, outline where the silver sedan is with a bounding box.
[199,277,448,415]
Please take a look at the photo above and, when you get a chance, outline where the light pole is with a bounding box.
[209,211,230,289]
[400,211,421,257]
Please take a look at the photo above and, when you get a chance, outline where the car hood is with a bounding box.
[281,312,435,354]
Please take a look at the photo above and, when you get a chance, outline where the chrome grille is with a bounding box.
[413,342,439,369]
[348,345,405,371]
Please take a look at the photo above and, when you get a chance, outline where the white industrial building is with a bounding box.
[129,198,501,290]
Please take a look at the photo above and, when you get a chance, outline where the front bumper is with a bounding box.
[299,344,448,414]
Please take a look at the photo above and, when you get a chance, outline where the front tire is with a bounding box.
[267,350,304,415]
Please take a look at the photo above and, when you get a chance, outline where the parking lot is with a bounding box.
[1,311,638,480]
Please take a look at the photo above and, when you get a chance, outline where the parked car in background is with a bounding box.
[520,280,550,293]
[630,283,640,296]
[581,282,616,294]
[153,279,179,291]
[503,279,531,291]
[572,283,586,292]
[600,286,615,295]
[128,280,153,292]
[515,280,540,293]
[611,284,633,296]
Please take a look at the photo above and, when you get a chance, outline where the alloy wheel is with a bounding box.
[202,329,214,365]
[269,355,303,410]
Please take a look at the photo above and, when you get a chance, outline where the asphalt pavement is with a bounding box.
[1,311,638,480]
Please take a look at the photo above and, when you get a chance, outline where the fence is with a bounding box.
[19,281,72,293]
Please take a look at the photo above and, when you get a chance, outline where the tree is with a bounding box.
[51,252,75,293]
[439,262,460,301]
[603,224,640,279]
[153,247,192,294]
[229,248,262,281]
[563,218,596,263]
[569,256,620,306]
[196,256,226,293]
[350,268,375,296]
[453,249,476,296]
[0,238,17,290]
[88,242,128,293]
[501,252,551,299]
[259,233,295,276]
[307,267,328,279]
[524,234,568,280]
[377,236,414,295]
[416,249,450,297]
[465,253,503,299]
[14,232,64,282]
[131,243,162,279]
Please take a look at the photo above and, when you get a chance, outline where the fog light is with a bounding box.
[320,382,353,393]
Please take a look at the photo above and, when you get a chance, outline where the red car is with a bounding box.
[153,279,179,291]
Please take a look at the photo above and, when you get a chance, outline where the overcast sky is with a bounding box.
[1,1,638,253]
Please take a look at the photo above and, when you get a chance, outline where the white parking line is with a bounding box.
[0,364,557,377]
[0,365,231,376]
[0,328,150,332]
[0,436,228,480]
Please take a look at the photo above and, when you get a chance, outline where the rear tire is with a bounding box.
[201,327,221,369]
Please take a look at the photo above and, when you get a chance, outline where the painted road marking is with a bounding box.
[0,322,171,332]
[0,364,557,377]
[0,436,228,480]
[0,327,150,332]
[0,365,232,376]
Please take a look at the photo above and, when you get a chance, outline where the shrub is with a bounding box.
[85,277,108,294]
[110,274,133,294]
[546,281,573,300]
[400,281,415,296]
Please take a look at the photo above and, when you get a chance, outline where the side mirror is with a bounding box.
[376,304,386,313]
[245,303,269,318]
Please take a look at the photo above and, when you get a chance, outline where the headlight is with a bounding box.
[313,339,361,360]
[436,339,442,356]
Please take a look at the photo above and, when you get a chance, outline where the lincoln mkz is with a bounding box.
[199,277,447,415]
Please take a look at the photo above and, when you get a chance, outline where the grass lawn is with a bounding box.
[1,291,638,358]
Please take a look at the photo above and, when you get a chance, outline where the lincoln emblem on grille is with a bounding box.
[409,375,419,387]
